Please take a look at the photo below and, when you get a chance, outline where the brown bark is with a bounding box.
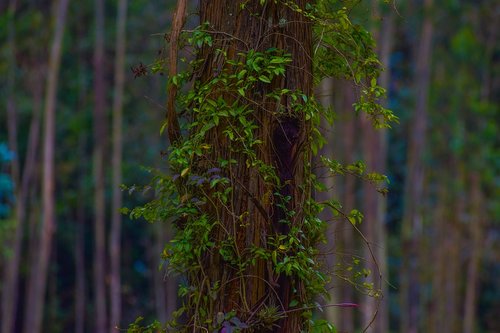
[93,0,107,331]
[400,0,433,332]
[183,1,313,331]
[166,0,186,144]
[22,0,70,332]
[109,0,128,330]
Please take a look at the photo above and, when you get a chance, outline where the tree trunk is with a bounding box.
[93,0,107,330]
[463,173,483,333]
[341,83,357,333]
[179,1,313,331]
[400,0,433,332]
[2,1,21,332]
[22,0,70,332]
[316,77,340,326]
[109,0,127,330]
[152,224,168,323]
[360,4,394,332]
[75,200,86,333]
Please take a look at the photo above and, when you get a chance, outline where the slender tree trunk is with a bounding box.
[3,78,43,333]
[430,182,446,333]
[360,5,394,332]
[152,224,168,323]
[109,0,128,330]
[375,11,394,333]
[75,202,86,333]
[463,173,483,333]
[165,225,177,318]
[400,0,433,332]
[339,81,357,333]
[22,0,70,332]
[316,78,339,326]
[93,0,107,330]
[2,1,21,332]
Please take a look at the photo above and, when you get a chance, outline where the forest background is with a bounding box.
[0,0,498,332]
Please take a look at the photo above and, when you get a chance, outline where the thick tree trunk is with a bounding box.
[400,0,433,332]
[109,0,127,330]
[187,1,313,331]
[22,0,70,332]
[93,0,107,331]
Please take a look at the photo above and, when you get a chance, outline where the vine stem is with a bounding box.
[166,0,186,144]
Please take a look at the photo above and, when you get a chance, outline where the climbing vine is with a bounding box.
[126,1,395,332]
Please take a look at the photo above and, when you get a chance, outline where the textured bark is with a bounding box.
[400,0,433,332]
[109,0,128,330]
[188,1,313,331]
[22,0,70,332]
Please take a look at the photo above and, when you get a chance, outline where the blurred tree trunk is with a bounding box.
[342,85,357,333]
[74,28,89,333]
[444,170,462,333]
[93,0,107,330]
[2,1,21,332]
[316,77,339,325]
[22,0,70,332]
[109,0,128,330]
[152,224,168,323]
[151,223,178,322]
[400,0,433,332]
[430,182,446,333]
[463,173,483,333]
[4,72,43,333]
[75,199,86,333]
[360,4,394,332]
[324,80,357,332]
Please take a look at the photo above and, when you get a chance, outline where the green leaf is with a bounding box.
[259,75,271,83]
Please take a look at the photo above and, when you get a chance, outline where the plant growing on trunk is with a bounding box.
[127,1,395,332]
